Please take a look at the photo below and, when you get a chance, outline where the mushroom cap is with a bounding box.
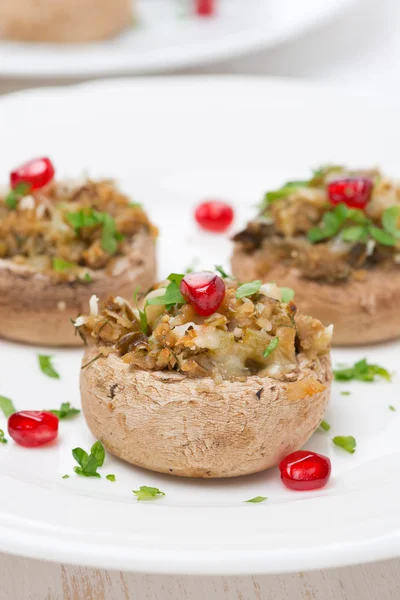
[80,346,331,478]
[0,230,156,347]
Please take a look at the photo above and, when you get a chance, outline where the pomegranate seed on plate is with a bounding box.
[8,411,59,447]
[195,200,234,233]
[10,157,55,191]
[279,450,331,491]
[195,0,214,16]
[180,271,225,316]
[327,177,372,209]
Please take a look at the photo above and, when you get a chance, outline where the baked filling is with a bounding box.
[233,166,400,283]
[0,178,157,282]
[76,276,332,382]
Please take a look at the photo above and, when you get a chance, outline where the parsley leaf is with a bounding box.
[47,402,80,420]
[245,496,268,503]
[264,181,309,204]
[333,359,391,382]
[52,257,75,272]
[0,429,7,444]
[319,420,331,432]
[66,209,122,255]
[133,486,165,501]
[83,272,92,283]
[369,225,396,247]
[280,287,295,303]
[389,405,396,411]
[72,441,105,478]
[341,225,369,243]
[106,474,116,482]
[215,265,230,279]
[340,391,351,396]
[38,355,60,379]
[332,435,356,454]
[146,279,185,309]
[5,182,31,209]
[236,280,262,299]
[62,474,70,479]
[133,287,148,334]
[308,203,348,242]
[263,337,279,359]
[0,395,16,418]
[382,206,400,238]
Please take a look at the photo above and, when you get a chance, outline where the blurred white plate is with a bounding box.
[0,77,399,575]
[0,0,355,78]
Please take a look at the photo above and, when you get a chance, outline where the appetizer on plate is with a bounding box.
[77,272,332,478]
[0,0,132,43]
[232,166,400,346]
[0,157,157,346]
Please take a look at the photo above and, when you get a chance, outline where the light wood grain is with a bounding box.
[1,553,399,600]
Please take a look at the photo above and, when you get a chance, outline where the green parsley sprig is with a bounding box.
[72,441,105,477]
[38,355,60,379]
[245,496,268,503]
[5,182,31,209]
[0,395,16,418]
[332,435,356,454]
[0,429,8,444]
[133,486,165,501]
[66,209,123,255]
[263,337,279,359]
[46,402,80,420]
[333,359,391,383]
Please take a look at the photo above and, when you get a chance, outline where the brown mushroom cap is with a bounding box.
[0,230,156,347]
[232,247,400,346]
[0,0,132,43]
[80,346,331,478]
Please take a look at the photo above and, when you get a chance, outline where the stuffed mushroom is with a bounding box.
[232,166,400,345]
[77,272,332,478]
[0,0,132,43]
[0,157,157,346]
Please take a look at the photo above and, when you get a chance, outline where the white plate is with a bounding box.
[0,0,355,78]
[0,77,399,575]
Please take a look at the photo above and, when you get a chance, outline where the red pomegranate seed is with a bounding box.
[327,177,373,209]
[195,200,234,233]
[279,450,331,491]
[10,157,55,191]
[195,0,214,16]
[8,411,58,448]
[180,271,225,316]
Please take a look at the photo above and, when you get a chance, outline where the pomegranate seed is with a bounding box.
[195,0,214,16]
[279,450,331,491]
[327,177,373,209]
[180,271,225,316]
[195,200,234,233]
[8,411,58,447]
[10,157,55,191]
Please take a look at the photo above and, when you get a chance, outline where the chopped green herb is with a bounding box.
[66,209,122,255]
[146,278,185,309]
[167,273,185,286]
[215,265,230,279]
[333,359,391,382]
[236,280,262,299]
[132,486,165,501]
[106,474,116,482]
[38,355,60,379]
[280,287,295,303]
[332,435,356,454]
[340,391,351,396]
[52,257,75,272]
[308,203,348,242]
[382,205,400,237]
[341,225,368,243]
[369,225,396,247]
[0,429,8,444]
[263,337,279,359]
[47,402,80,420]
[72,441,105,478]
[319,420,331,432]
[5,182,31,209]
[389,405,396,411]
[0,395,16,418]
[62,474,70,479]
[245,496,268,503]
[83,272,92,282]
[133,287,148,334]
[264,181,309,204]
